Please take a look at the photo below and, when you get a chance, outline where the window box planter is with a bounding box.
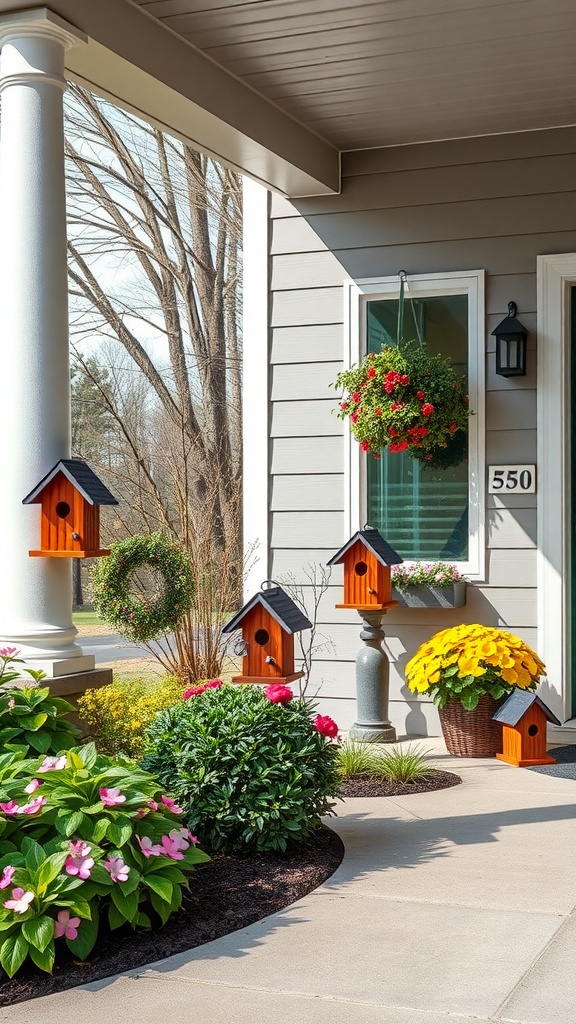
[391,581,467,609]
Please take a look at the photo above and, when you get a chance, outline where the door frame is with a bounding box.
[537,253,576,722]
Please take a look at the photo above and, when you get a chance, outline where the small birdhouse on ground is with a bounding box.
[492,690,561,767]
[327,528,403,610]
[222,581,312,684]
[23,459,118,558]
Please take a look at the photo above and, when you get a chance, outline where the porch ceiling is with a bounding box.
[134,0,576,152]
[0,0,574,196]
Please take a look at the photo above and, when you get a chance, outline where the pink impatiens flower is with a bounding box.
[264,683,293,704]
[0,646,19,658]
[160,834,185,860]
[314,714,339,739]
[0,801,19,816]
[54,910,80,940]
[65,842,94,880]
[104,856,130,883]
[136,835,163,859]
[160,795,183,815]
[24,779,41,794]
[99,787,126,807]
[203,679,222,690]
[0,866,15,890]
[3,888,34,914]
[38,755,67,773]
[20,795,47,816]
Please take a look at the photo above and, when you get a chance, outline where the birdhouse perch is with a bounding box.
[222,581,312,684]
[23,459,118,558]
[327,528,403,610]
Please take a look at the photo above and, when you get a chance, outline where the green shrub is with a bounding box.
[77,675,185,758]
[337,739,432,783]
[142,684,341,854]
[0,744,209,977]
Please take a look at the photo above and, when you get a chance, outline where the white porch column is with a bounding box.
[0,9,93,674]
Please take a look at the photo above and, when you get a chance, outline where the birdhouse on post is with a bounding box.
[222,581,312,684]
[23,459,118,558]
[327,528,403,610]
[492,690,561,767]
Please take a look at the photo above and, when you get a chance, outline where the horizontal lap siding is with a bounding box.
[266,126,576,732]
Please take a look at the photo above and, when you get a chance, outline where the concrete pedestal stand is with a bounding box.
[349,609,397,743]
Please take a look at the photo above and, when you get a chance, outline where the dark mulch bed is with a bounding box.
[0,824,344,1007]
[339,769,462,798]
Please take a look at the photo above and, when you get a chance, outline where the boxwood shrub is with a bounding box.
[142,685,341,854]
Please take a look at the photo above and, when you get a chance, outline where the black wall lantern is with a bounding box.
[492,301,528,377]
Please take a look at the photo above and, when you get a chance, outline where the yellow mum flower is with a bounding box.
[501,667,518,684]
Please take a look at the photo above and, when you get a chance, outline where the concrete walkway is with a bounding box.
[5,742,576,1024]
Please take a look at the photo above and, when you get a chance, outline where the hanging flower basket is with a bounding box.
[333,343,470,469]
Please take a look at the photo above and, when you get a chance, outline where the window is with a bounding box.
[344,272,485,578]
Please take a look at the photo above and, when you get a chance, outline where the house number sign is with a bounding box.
[488,465,536,494]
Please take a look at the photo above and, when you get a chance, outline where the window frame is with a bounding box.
[343,270,485,580]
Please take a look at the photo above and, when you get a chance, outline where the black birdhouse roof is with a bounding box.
[222,584,312,635]
[327,528,403,568]
[22,460,118,507]
[492,690,561,727]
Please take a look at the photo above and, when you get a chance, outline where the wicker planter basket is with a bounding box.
[439,693,505,757]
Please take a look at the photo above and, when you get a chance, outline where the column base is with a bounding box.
[24,655,95,677]
[349,722,397,743]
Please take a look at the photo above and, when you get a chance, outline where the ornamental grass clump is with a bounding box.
[333,343,470,468]
[337,739,432,783]
[142,683,341,854]
[0,743,208,977]
[405,624,546,710]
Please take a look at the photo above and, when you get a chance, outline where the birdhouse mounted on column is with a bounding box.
[23,459,118,558]
[492,690,561,767]
[327,528,403,610]
[222,581,312,684]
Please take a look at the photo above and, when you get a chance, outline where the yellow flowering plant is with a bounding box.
[78,675,186,758]
[405,624,546,710]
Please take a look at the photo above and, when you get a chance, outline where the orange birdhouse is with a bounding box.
[327,528,403,611]
[23,459,118,558]
[493,691,561,767]
[222,581,312,684]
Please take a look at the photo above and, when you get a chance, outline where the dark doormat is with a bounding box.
[526,745,576,779]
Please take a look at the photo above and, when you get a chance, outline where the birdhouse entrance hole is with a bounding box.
[528,724,539,736]
[355,561,368,576]
[56,501,71,518]
[254,628,269,646]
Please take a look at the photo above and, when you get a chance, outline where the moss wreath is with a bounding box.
[90,533,195,643]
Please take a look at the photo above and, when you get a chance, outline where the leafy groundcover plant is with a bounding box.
[78,675,185,758]
[142,682,341,854]
[405,624,546,710]
[0,744,208,977]
[0,647,79,756]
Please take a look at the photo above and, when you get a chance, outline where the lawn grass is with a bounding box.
[73,609,104,627]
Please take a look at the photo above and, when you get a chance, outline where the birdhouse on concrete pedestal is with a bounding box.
[327,528,403,610]
[492,690,561,767]
[23,459,118,558]
[222,581,312,684]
